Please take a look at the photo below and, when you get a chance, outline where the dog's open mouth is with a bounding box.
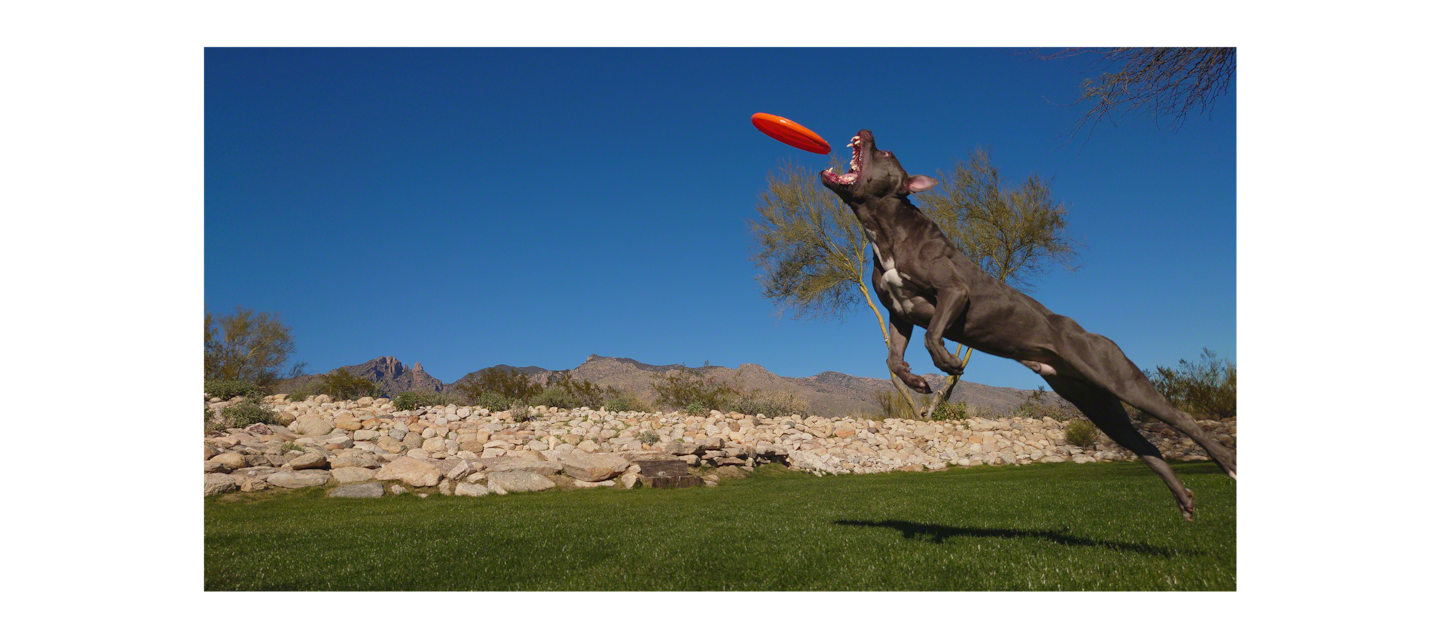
[821,133,864,186]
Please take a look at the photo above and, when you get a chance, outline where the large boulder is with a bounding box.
[488,470,555,494]
[558,451,630,482]
[292,415,334,437]
[478,456,562,476]
[330,466,377,484]
[204,473,238,496]
[375,457,442,487]
[454,483,491,497]
[328,482,384,498]
[266,470,332,489]
[285,452,329,470]
[664,440,703,456]
[208,452,247,472]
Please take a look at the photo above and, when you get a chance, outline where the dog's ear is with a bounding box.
[905,175,939,194]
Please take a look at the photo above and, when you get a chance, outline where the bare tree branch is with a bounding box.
[1041,47,1236,146]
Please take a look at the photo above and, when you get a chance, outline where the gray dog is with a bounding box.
[820,129,1236,520]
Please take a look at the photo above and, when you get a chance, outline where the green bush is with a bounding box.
[453,368,542,404]
[869,387,920,420]
[930,400,968,422]
[220,398,281,428]
[391,392,422,411]
[533,385,580,410]
[1145,348,1237,419]
[204,405,219,432]
[1065,419,1100,448]
[1008,387,1083,421]
[636,430,660,445]
[684,402,708,417]
[315,368,383,400]
[205,379,263,401]
[724,391,808,419]
[475,392,511,413]
[544,371,611,408]
[652,369,738,412]
[509,400,533,422]
[286,388,312,402]
[604,390,650,413]
[402,390,470,409]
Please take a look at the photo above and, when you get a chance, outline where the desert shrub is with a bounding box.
[205,379,262,401]
[475,392,511,413]
[286,388,312,402]
[651,369,738,412]
[204,405,219,432]
[544,371,611,407]
[604,390,650,413]
[392,392,422,411]
[407,390,469,408]
[220,398,281,428]
[533,385,581,410]
[1145,348,1236,419]
[313,368,384,400]
[636,430,660,445]
[869,387,921,420]
[509,400,533,422]
[684,402,708,417]
[724,390,809,419]
[930,400,968,422]
[1065,419,1100,447]
[1008,387,1084,421]
[453,368,542,403]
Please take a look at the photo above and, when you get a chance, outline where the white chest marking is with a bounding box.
[880,268,915,313]
[867,229,912,313]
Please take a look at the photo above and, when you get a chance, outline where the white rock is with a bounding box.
[455,483,490,497]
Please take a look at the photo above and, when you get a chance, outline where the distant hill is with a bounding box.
[282,354,1066,418]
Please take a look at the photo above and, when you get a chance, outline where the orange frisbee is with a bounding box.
[751,113,831,154]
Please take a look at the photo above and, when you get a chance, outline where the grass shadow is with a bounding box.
[833,519,1200,558]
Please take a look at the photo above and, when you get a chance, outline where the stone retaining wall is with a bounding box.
[203,393,1237,497]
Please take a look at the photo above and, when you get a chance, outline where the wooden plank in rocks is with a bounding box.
[635,459,703,488]
[635,459,690,477]
[639,475,704,488]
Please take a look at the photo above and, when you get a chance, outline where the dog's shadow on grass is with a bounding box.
[833,519,1200,558]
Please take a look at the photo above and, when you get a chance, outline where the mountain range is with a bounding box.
[283,354,1065,418]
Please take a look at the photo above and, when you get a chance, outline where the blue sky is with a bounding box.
[206,47,1235,391]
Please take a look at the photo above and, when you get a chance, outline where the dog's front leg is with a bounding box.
[924,286,969,376]
[887,318,932,393]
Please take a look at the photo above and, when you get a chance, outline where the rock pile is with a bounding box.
[203,394,1237,498]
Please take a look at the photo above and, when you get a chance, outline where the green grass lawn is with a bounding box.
[205,461,1235,591]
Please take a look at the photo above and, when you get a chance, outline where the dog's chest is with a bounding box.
[868,232,923,315]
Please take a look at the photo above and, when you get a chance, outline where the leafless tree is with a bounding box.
[1047,47,1236,145]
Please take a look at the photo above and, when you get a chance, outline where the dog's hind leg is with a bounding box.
[1056,330,1237,480]
[1044,374,1197,521]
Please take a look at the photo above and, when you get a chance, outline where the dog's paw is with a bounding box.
[904,375,932,394]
